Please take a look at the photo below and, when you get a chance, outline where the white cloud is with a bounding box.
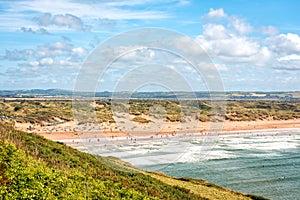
[266,33,300,71]
[230,17,252,35]
[202,24,228,40]
[172,36,205,56]
[1,40,88,82]
[184,66,196,73]
[266,33,300,55]
[265,33,300,71]
[37,13,51,26]
[214,63,228,71]
[11,0,170,20]
[36,13,89,31]
[72,47,87,57]
[204,8,227,19]
[278,54,300,62]
[196,24,269,63]
[275,59,300,71]
[51,42,72,50]
[29,61,39,67]
[275,54,300,70]
[217,38,259,57]
[0,0,174,32]
[40,57,54,65]
[196,9,271,66]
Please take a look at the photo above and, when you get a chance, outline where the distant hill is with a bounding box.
[0,123,268,199]
[0,89,299,100]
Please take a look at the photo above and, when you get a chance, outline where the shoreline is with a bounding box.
[14,118,300,141]
[57,128,300,146]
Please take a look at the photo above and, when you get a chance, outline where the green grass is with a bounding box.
[148,173,268,200]
[0,123,268,199]
[0,123,203,199]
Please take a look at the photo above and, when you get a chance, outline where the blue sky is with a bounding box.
[0,0,300,91]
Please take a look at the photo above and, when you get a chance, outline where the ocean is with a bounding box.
[65,128,300,200]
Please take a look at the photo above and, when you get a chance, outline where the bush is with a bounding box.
[131,117,152,123]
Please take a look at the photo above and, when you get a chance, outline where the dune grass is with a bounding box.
[0,99,299,125]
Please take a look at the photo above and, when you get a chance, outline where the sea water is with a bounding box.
[143,131,300,200]
[64,129,300,200]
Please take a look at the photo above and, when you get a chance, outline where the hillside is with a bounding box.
[0,123,268,199]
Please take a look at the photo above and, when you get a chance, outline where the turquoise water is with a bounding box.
[140,131,300,200]
[66,129,300,200]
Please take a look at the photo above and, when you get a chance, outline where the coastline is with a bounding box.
[14,118,300,141]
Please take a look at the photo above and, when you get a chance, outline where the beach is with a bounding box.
[14,118,300,140]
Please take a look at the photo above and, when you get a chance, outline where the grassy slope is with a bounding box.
[100,157,268,200]
[0,123,268,200]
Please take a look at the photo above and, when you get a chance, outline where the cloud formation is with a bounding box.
[2,40,88,83]
[266,33,300,55]
[20,27,50,34]
[36,13,89,31]
[204,8,227,19]
[0,2,299,90]
[11,0,171,20]
[197,8,300,71]
[2,49,34,61]
[196,22,270,65]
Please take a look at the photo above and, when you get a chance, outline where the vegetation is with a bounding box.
[131,117,152,123]
[0,123,201,199]
[0,99,299,125]
[225,101,300,121]
[0,123,268,199]
[0,100,72,124]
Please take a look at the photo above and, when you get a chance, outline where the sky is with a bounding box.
[0,0,300,91]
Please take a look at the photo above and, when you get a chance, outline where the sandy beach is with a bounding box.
[14,118,300,141]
